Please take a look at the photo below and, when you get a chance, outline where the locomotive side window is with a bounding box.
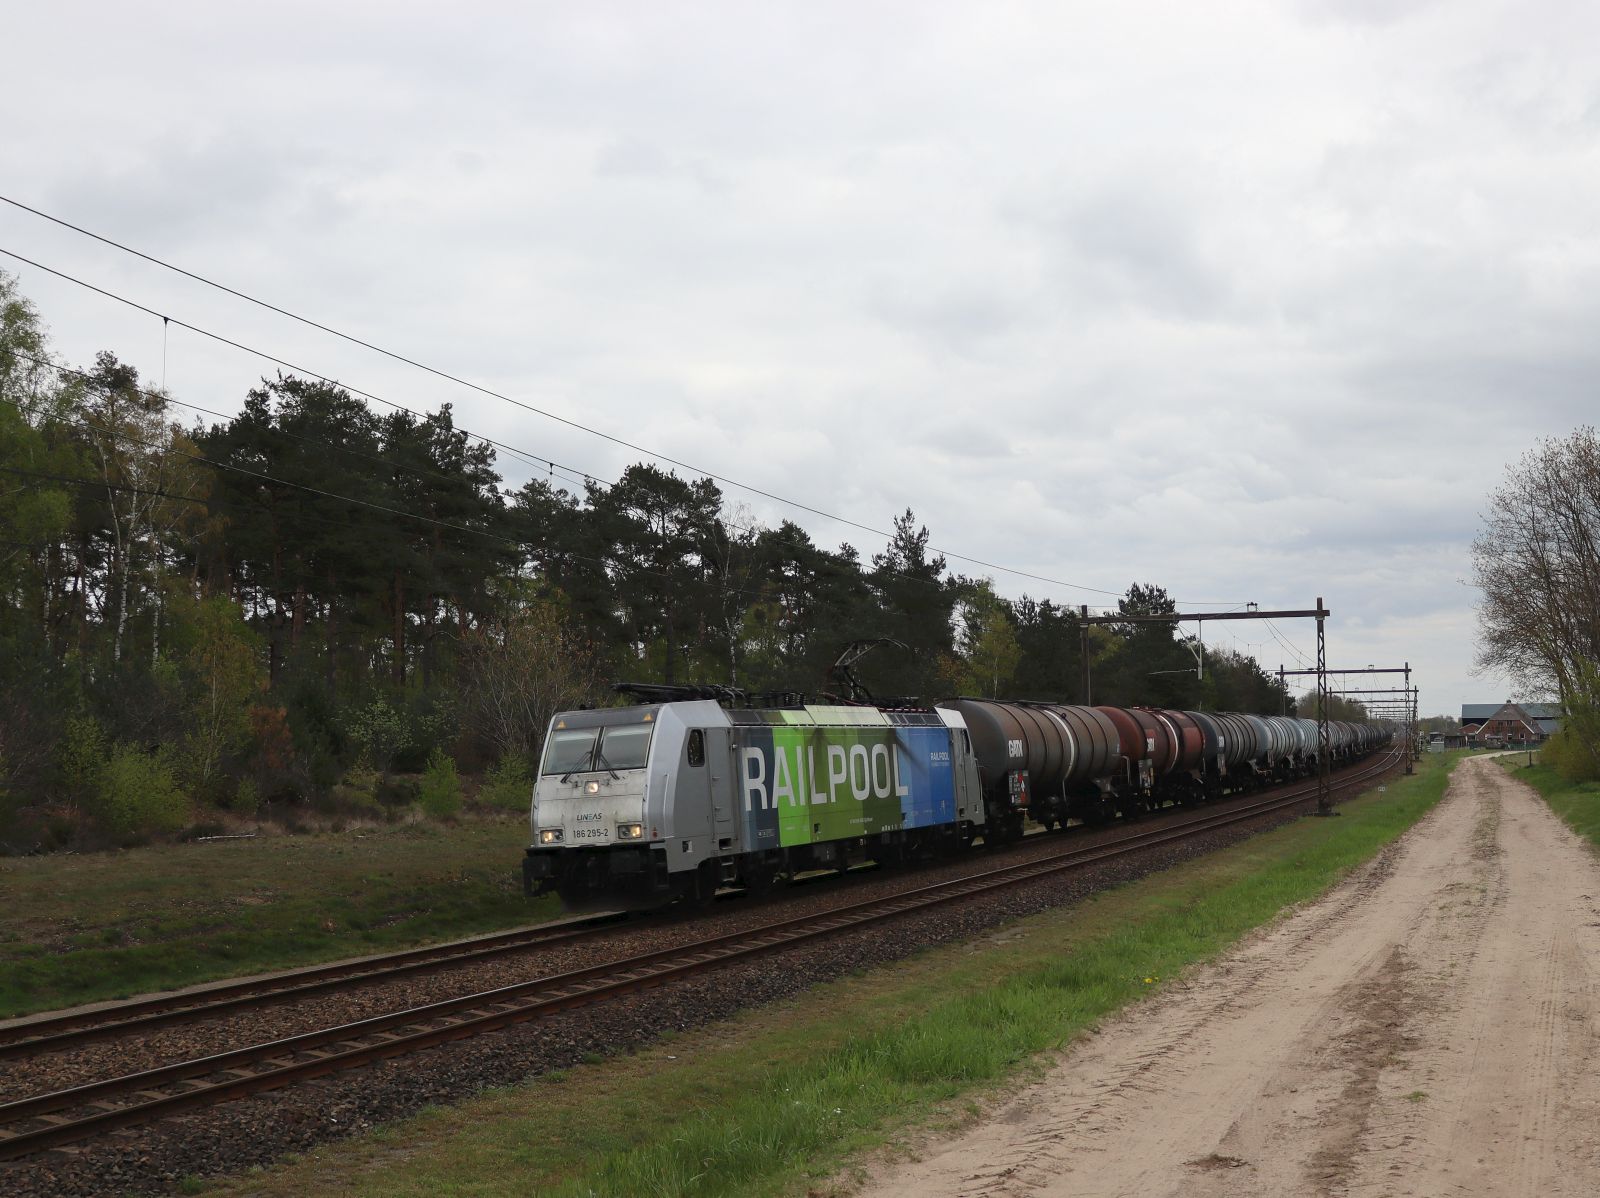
[687,729,705,766]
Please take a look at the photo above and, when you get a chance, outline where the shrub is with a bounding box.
[175,596,262,794]
[419,750,463,821]
[376,774,419,808]
[346,697,410,774]
[478,756,534,814]
[0,769,16,842]
[321,785,387,824]
[249,705,296,774]
[56,715,108,807]
[340,759,380,799]
[1544,726,1600,783]
[396,691,459,773]
[91,747,189,845]
[225,777,260,815]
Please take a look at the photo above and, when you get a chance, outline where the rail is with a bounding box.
[0,748,1402,1160]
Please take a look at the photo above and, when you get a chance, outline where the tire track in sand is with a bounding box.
[858,758,1600,1198]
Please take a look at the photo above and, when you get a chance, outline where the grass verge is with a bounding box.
[202,751,1459,1198]
[0,817,558,1018]
[1499,754,1600,846]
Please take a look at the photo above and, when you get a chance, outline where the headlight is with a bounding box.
[616,823,644,840]
[538,828,564,845]
[584,780,601,795]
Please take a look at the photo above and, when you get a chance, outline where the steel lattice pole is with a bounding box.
[1316,597,1332,815]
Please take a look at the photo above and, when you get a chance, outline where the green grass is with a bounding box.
[0,816,558,1017]
[1500,754,1600,845]
[202,752,1460,1198]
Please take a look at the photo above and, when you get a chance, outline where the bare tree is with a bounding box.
[1473,426,1600,772]
[459,591,604,766]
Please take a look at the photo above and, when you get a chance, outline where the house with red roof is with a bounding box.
[1460,701,1563,747]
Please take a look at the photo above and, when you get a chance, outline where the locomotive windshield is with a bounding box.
[539,723,654,776]
[597,724,652,769]
[542,728,598,776]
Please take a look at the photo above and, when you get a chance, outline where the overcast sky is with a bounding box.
[6,0,1598,716]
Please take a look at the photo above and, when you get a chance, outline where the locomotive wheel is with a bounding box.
[684,859,722,909]
[872,841,908,868]
[741,862,777,898]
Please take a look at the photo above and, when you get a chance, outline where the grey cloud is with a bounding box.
[593,136,730,193]
[867,277,1030,354]
[904,418,1016,460]
[1043,190,1233,321]
[1295,0,1446,27]
[42,136,342,246]
[594,137,678,179]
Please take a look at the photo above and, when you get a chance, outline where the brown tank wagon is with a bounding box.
[942,699,1397,824]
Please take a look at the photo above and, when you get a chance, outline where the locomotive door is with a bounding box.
[704,726,736,850]
[951,727,978,821]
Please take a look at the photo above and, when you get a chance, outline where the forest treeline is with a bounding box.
[0,271,1304,851]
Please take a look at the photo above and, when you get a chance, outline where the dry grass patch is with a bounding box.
[0,816,554,1016]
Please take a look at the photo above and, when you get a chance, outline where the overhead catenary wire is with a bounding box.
[12,378,1303,685]
[10,370,988,613]
[0,259,596,496]
[3,255,1117,603]
[2,395,515,548]
[15,353,507,496]
[0,242,1124,598]
[0,214,1249,606]
[10,354,993,604]
[2,462,507,601]
[0,392,785,604]
[1263,617,1314,670]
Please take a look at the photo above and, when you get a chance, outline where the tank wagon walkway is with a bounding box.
[863,756,1600,1198]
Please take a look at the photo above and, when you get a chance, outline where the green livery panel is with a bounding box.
[734,724,958,850]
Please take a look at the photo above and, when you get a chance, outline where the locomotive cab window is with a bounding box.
[687,729,705,767]
[541,728,598,776]
[598,724,653,771]
[539,723,654,775]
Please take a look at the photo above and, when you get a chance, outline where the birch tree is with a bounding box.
[82,353,169,663]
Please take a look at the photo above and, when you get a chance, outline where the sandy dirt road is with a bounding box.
[863,757,1600,1197]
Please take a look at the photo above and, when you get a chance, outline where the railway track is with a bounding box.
[0,754,1371,1061]
[0,748,1401,1160]
[0,912,633,1062]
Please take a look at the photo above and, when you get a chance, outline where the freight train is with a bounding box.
[521,688,1392,911]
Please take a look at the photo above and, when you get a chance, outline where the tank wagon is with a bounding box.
[524,694,1394,911]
